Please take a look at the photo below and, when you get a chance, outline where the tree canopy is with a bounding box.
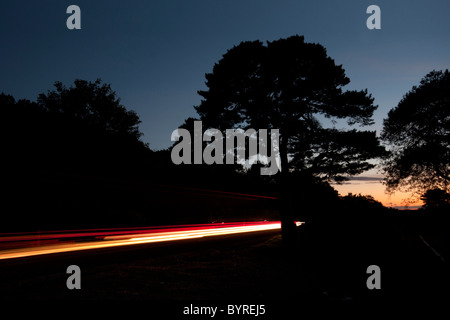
[1,79,149,176]
[1,80,154,231]
[381,70,450,195]
[194,35,385,181]
[38,79,143,141]
[420,188,450,211]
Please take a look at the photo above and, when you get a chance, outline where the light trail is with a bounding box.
[0,221,281,260]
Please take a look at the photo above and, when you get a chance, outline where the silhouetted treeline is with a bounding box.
[0,81,429,234]
[0,82,280,232]
[0,83,154,231]
[1,77,447,246]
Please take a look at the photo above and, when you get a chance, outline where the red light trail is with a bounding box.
[0,221,281,260]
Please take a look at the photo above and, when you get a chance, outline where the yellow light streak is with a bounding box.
[0,222,281,260]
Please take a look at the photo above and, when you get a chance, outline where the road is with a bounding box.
[1,219,447,313]
[0,221,281,260]
[0,221,286,301]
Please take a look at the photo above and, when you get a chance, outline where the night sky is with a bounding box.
[1,0,449,207]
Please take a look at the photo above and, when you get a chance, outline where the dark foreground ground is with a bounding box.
[0,231,316,300]
[0,225,448,316]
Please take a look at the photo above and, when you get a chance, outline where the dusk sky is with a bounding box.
[1,0,449,208]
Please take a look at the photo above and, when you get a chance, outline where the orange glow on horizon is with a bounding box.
[332,179,423,209]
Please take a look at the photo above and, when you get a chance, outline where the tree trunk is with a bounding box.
[278,137,296,246]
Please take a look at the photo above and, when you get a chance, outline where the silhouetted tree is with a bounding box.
[193,35,385,241]
[2,80,150,175]
[382,70,450,196]
[38,79,143,141]
[34,79,150,175]
[1,93,45,171]
[195,36,384,179]
[1,81,154,231]
[420,188,450,211]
